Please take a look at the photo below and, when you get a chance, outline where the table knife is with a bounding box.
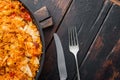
[54,33,67,80]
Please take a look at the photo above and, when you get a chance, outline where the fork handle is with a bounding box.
[75,55,81,80]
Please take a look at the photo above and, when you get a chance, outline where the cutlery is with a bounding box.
[68,26,80,80]
[54,33,67,80]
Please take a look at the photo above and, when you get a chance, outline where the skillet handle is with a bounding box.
[19,0,53,29]
[34,6,54,29]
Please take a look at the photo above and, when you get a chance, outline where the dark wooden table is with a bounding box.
[21,0,120,80]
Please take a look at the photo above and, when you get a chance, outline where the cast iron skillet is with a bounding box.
[18,1,45,80]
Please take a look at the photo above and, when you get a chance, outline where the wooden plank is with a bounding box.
[39,0,113,80]
[80,4,120,80]
[56,0,112,67]
[20,0,73,47]
[56,1,112,80]
[39,41,60,80]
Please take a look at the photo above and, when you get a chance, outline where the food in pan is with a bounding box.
[0,0,42,80]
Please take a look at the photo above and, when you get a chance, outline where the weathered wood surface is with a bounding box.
[20,0,120,80]
[80,4,120,80]
[39,0,114,80]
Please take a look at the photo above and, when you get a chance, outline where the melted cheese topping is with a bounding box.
[0,0,42,80]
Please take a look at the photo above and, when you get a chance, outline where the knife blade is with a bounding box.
[54,33,67,80]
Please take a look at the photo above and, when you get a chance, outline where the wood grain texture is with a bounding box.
[80,4,120,80]
[39,41,60,80]
[56,0,110,77]
[39,0,113,80]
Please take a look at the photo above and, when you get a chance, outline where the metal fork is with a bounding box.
[68,26,80,80]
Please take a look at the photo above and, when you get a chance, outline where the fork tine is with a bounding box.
[72,26,78,46]
[68,26,78,46]
[72,28,76,45]
[75,27,79,46]
[68,27,72,46]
